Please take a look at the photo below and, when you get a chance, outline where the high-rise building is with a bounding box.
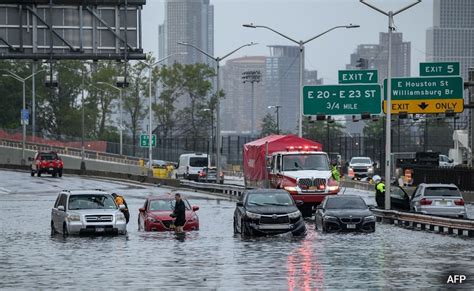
[265,45,301,134]
[158,0,214,66]
[426,0,474,91]
[220,56,266,135]
[346,32,411,83]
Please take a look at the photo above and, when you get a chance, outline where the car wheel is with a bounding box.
[50,221,57,235]
[31,171,35,177]
[37,171,41,177]
[62,223,69,237]
[58,170,63,178]
[241,219,252,237]
[292,226,307,237]
[233,218,238,234]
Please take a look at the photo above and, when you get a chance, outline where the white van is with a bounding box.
[176,153,209,180]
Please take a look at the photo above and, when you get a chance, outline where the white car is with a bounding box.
[439,154,455,167]
[410,184,466,219]
[348,157,375,179]
[51,190,127,236]
[176,153,209,181]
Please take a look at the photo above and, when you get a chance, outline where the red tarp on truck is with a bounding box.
[243,135,323,183]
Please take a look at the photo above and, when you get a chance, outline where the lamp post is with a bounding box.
[243,23,359,137]
[177,41,257,183]
[2,69,45,165]
[202,108,213,166]
[242,70,261,136]
[268,105,281,134]
[97,82,123,155]
[139,53,185,172]
[360,0,421,210]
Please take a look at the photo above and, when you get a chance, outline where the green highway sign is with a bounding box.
[420,62,460,76]
[338,70,378,84]
[140,134,156,147]
[384,76,463,100]
[303,84,382,115]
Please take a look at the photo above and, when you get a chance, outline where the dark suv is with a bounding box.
[233,189,306,237]
[30,151,64,177]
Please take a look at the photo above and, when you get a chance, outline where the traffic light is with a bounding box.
[45,74,58,88]
[116,76,129,88]
[356,58,369,69]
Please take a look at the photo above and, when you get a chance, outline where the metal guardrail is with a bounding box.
[180,180,246,198]
[0,138,140,166]
[372,208,474,237]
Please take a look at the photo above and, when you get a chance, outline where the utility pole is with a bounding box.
[268,105,281,134]
[242,70,261,136]
[360,0,421,210]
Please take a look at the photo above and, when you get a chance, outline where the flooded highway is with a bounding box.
[0,169,473,289]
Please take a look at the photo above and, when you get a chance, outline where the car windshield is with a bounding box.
[68,194,117,210]
[424,187,461,197]
[246,192,294,206]
[190,157,208,167]
[40,154,58,160]
[351,158,371,164]
[149,200,174,211]
[282,154,329,171]
[325,197,367,209]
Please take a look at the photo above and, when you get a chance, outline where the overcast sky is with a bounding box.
[141,0,433,84]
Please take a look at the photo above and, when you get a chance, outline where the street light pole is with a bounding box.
[177,42,256,183]
[2,69,45,165]
[139,53,184,172]
[360,0,421,210]
[243,23,359,137]
[97,82,123,155]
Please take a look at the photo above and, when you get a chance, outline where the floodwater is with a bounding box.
[0,170,472,289]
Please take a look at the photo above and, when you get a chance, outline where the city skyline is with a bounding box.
[142,0,432,84]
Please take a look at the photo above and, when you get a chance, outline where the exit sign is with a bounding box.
[338,69,378,84]
[140,134,156,147]
[420,62,460,76]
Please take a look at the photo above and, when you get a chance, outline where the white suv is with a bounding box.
[51,190,127,236]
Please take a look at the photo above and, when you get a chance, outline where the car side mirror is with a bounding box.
[295,200,304,206]
[236,201,243,207]
[138,207,145,212]
[119,204,126,210]
[192,206,199,212]
[449,159,454,163]
[58,205,65,211]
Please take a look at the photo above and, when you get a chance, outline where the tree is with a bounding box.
[363,118,384,138]
[260,113,278,137]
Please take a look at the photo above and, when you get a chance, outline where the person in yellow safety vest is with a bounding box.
[112,193,130,224]
[330,160,341,182]
[372,175,385,208]
[166,163,174,179]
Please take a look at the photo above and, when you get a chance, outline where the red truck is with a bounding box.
[29,151,64,177]
[243,135,339,217]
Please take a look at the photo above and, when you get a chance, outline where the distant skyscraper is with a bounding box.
[220,56,266,134]
[347,32,411,83]
[158,0,214,65]
[426,0,474,89]
[265,45,301,134]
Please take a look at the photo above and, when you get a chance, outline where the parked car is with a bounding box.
[30,151,64,177]
[233,189,306,237]
[138,195,199,231]
[51,190,127,236]
[410,183,466,218]
[439,154,455,167]
[176,153,208,181]
[315,195,376,233]
[197,167,224,184]
[348,157,375,180]
[387,185,411,211]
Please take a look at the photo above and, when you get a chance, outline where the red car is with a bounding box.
[138,195,200,231]
[29,151,64,177]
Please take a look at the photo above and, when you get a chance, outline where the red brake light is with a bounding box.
[420,198,432,205]
[199,172,205,177]
[454,199,464,206]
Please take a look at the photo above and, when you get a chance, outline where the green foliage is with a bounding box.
[260,113,278,137]
[363,118,384,138]
[303,118,345,143]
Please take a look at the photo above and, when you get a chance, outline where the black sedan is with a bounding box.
[315,195,376,233]
[233,189,306,237]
